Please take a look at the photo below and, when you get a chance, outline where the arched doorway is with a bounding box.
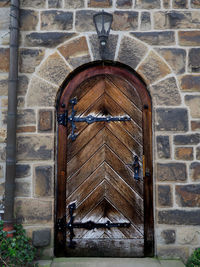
[55,62,153,257]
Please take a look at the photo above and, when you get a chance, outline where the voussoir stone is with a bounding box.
[27,76,58,107]
[15,199,52,223]
[48,0,62,8]
[116,0,132,8]
[158,185,172,207]
[112,11,138,31]
[151,77,181,106]
[176,184,200,207]
[156,136,170,159]
[17,135,53,161]
[0,48,9,72]
[75,10,96,32]
[117,36,147,70]
[157,162,187,182]
[25,32,76,48]
[20,9,38,31]
[41,11,73,31]
[88,0,112,7]
[156,108,188,132]
[64,0,84,8]
[188,48,200,72]
[178,31,200,46]
[179,75,200,92]
[58,37,91,68]
[156,48,186,74]
[135,0,160,9]
[19,48,45,74]
[185,95,200,118]
[37,52,71,86]
[137,51,171,85]
[89,34,118,61]
[174,133,200,145]
[34,165,53,197]
[21,0,46,8]
[131,31,175,46]
[190,162,200,181]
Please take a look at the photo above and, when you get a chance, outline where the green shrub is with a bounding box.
[0,220,37,267]
[186,248,200,267]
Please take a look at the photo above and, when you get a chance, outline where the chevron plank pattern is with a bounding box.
[66,75,144,256]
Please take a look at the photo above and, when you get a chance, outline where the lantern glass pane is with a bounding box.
[95,15,103,33]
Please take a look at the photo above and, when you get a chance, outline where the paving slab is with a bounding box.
[50,258,185,267]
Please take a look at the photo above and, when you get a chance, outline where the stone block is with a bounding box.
[197,147,200,160]
[191,121,200,131]
[156,48,186,74]
[179,31,200,46]
[17,135,53,161]
[151,77,181,106]
[75,10,96,32]
[0,165,4,178]
[19,48,45,74]
[15,180,31,197]
[0,75,8,96]
[34,165,53,197]
[116,0,132,8]
[27,77,58,107]
[161,230,176,244]
[112,11,138,31]
[17,126,36,133]
[20,9,38,31]
[177,228,200,245]
[15,199,52,223]
[89,34,118,61]
[0,48,9,72]
[0,0,10,7]
[18,75,29,96]
[188,48,200,73]
[174,134,200,145]
[190,162,200,181]
[191,0,200,8]
[163,0,170,8]
[179,75,200,92]
[16,164,31,178]
[175,147,193,161]
[158,209,200,225]
[176,184,200,207]
[157,246,189,262]
[25,32,76,48]
[135,0,160,9]
[140,12,151,31]
[158,185,172,207]
[21,0,46,8]
[185,95,200,118]
[131,31,175,46]
[58,37,91,68]
[48,0,62,8]
[88,0,112,7]
[0,8,9,30]
[32,229,51,247]
[0,129,6,143]
[117,36,147,69]
[37,52,71,86]
[156,108,188,132]
[0,182,4,196]
[41,11,73,31]
[157,163,187,182]
[38,110,53,132]
[154,11,200,30]
[137,51,171,85]
[64,0,84,8]
[173,0,188,8]
[17,109,36,126]
[156,136,170,159]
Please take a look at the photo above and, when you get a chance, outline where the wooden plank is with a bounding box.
[67,146,105,196]
[105,146,143,197]
[106,74,143,110]
[66,239,144,257]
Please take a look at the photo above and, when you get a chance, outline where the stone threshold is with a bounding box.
[36,258,185,267]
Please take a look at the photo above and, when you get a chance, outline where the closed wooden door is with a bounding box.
[56,64,153,257]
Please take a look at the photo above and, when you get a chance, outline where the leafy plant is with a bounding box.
[0,220,37,267]
[186,248,200,267]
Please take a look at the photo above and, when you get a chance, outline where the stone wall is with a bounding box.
[0,0,200,261]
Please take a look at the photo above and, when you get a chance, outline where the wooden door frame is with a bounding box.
[55,61,154,257]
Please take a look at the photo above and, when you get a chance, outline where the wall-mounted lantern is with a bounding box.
[93,10,113,60]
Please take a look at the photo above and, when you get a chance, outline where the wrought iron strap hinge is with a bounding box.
[58,97,131,141]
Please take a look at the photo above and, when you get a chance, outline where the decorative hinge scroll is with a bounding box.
[57,110,68,127]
